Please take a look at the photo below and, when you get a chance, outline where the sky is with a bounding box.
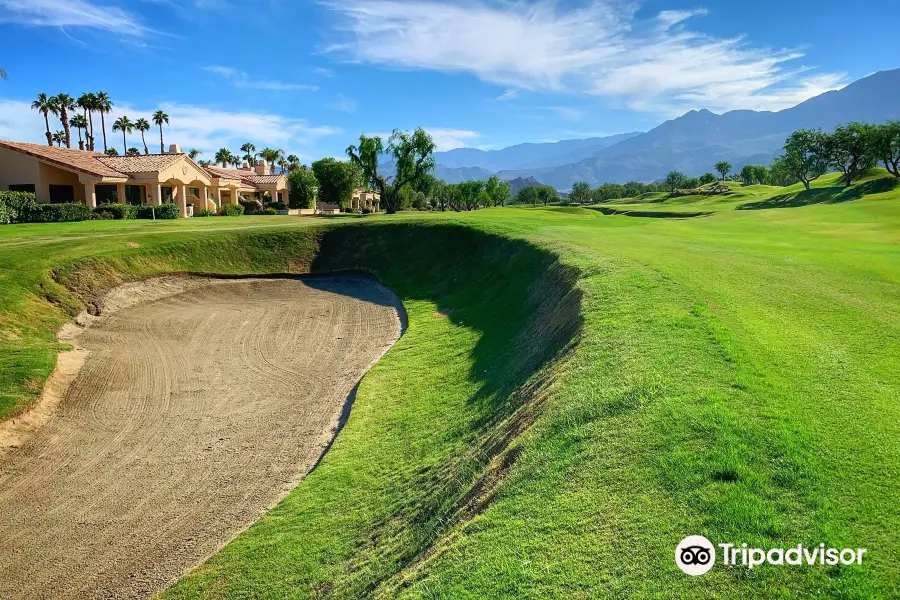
[0,0,895,161]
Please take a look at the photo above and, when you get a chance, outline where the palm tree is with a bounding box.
[277,155,288,174]
[152,110,169,153]
[135,118,151,154]
[126,147,141,156]
[95,91,113,152]
[240,142,256,166]
[188,148,202,160]
[105,148,119,156]
[214,148,231,168]
[259,147,279,171]
[54,93,75,148]
[112,116,134,155]
[52,130,66,147]
[228,153,242,168]
[0,67,7,80]
[31,93,57,146]
[287,154,300,172]
[76,93,95,150]
[71,114,87,150]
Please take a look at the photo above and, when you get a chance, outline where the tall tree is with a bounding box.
[240,143,257,166]
[483,175,510,207]
[346,128,436,214]
[664,170,685,191]
[781,129,828,190]
[715,160,732,181]
[825,123,876,187]
[258,148,280,171]
[227,153,242,168]
[112,116,134,155]
[76,93,96,150]
[135,118,151,154]
[152,110,169,153]
[188,148,202,160]
[126,147,142,156]
[287,166,319,209]
[95,91,113,153]
[569,181,592,204]
[71,114,87,150]
[870,121,900,179]
[286,154,301,172]
[214,148,231,168]
[699,172,716,186]
[105,148,119,156]
[54,94,75,148]
[312,157,361,208]
[52,130,66,147]
[31,93,57,146]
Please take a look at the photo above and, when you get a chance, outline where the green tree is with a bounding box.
[623,181,645,197]
[312,157,361,208]
[112,116,134,155]
[591,183,625,202]
[484,175,511,207]
[152,110,169,153]
[664,170,685,191]
[52,130,66,147]
[825,123,876,187]
[214,148,231,168]
[431,180,453,211]
[126,147,141,156]
[347,128,436,214]
[240,142,257,166]
[869,121,900,178]
[77,93,96,150]
[781,129,828,190]
[135,118,151,154]
[259,148,280,171]
[54,93,75,148]
[715,160,732,181]
[768,157,796,187]
[699,172,716,186]
[569,181,592,204]
[31,93,57,147]
[286,154,301,172]
[71,114,87,150]
[188,148,202,160]
[95,91,113,153]
[105,148,119,156]
[287,166,319,209]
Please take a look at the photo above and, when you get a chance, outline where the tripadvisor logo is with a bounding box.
[675,536,867,576]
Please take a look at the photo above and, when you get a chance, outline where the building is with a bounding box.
[350,187,380,212]
[0,141,288,217]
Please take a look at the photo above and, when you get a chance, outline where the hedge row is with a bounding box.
[93,203,138,220]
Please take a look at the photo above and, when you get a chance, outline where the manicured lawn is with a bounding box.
[1,173,899,598]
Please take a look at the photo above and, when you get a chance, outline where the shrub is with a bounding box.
[93,203,137,220]
[0,190,37,224]
[195,208,216,217]
[136,202,180,219]
[240,200,262,215]
[26,203,93,223]
[219,203,245,216]
[264,201,287,211]
[261,207,279,215]
[92,209,115,220]
[361,207,372,214]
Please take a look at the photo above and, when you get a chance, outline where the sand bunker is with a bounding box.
[0,275,403,599]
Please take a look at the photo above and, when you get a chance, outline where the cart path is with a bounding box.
[0,276,403,600]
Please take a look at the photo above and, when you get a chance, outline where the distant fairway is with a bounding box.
[0,171,898,598]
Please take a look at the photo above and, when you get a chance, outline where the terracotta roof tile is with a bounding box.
[203,165,285,186]
[97,154,181,174]
[0,140,127,179]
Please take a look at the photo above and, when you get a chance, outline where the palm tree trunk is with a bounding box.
[159,125,164,153]
[141,131,148,154]
[61,108,71,148]
[122,131,127,155]
[77,128,84,150]
[100,111,108,152]
[87,110,94,151]
[43,112,52,146]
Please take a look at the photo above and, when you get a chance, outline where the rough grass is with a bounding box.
[1,171,899,598]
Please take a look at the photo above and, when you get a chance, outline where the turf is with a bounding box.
[1,172,899,599]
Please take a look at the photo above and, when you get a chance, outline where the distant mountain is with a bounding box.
[433,165,495,184]
[506,176,545,196]
[444,68,900,190]
[434,132,643,172]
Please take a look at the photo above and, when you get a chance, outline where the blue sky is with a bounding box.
[0,0,895,161]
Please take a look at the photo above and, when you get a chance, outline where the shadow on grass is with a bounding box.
[585,206,712,219]
[738,178,898,210]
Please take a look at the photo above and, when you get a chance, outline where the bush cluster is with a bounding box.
[27,203,93,223]
[195,208,216,217]
[136,203,180,219]
[264,201,287,211]
[93,203,138,220]
[219,203,245,216]
[0,190,38,224]
[239,199,263,215]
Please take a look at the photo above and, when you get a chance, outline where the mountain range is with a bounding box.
[428,68,900,190]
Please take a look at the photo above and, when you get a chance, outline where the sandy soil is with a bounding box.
[0,275,403,599]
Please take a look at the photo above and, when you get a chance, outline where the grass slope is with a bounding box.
[1,172,899,598]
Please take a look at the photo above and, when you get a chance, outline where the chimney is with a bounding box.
[255,160,269,176]
[242,161,251,171]
[168,144,181,154]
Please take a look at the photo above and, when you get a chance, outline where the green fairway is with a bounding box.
[1,173,899,598]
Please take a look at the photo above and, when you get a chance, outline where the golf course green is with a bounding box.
[1,171,898,599]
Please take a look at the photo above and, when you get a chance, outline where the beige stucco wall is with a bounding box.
[0,146,41,198]
[38,162,86,204]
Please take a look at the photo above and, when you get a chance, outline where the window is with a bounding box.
[8,184,35,194]
[125,185,143,205]
[49,184,75,203]
[189,187,200,197]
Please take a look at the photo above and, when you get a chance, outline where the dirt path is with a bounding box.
[0,275,403,599]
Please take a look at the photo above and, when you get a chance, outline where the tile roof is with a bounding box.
[97,153,182,174]
[0,140,127,179]
[203,165,285,186]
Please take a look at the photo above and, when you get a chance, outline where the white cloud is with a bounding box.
[0,0,148,34]
[325,95,358,113]
[321,0,846,113]
[494,89,518,101]
[425,128,479,151]
[0,97,341,162]
[204,66,319,92]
